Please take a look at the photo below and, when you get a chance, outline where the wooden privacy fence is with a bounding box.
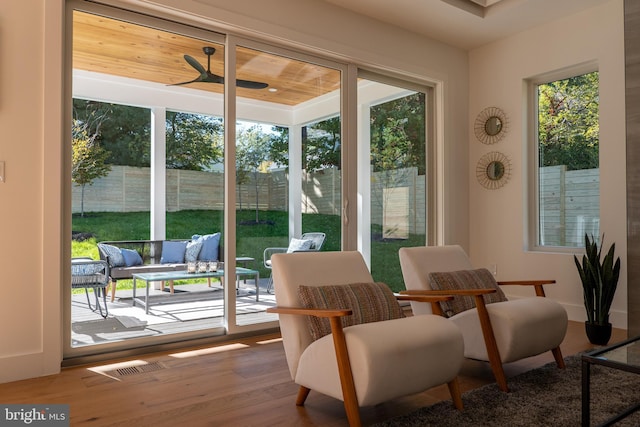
[73,165,598,243]
[73,166,427,234]
[72,166,288,214]
[539,165,600,247]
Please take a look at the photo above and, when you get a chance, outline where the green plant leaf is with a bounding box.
[575,233,620,325]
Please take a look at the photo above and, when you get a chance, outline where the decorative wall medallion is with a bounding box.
[476,151,512,190]
[474,106,508,145]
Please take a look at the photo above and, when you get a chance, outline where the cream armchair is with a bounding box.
[399,245,568,392]
[267,251,465,427]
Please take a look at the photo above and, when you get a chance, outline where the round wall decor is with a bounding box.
[474,106,508,145]
[476,151,512,190]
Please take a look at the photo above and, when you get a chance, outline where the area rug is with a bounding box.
[375,355,639,426]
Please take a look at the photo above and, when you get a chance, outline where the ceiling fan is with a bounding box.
[170,46,269,89]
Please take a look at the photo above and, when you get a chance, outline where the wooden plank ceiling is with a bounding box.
[72,11,341,107]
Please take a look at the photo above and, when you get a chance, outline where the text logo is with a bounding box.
[1,405,69,426]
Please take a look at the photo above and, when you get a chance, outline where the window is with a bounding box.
[532,70,599,248]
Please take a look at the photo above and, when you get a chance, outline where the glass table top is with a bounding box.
[132,267,258,282]
[585,336,640,370]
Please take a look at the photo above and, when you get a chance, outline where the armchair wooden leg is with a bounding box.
[552,346,565,369]
[473,296,508,392]
[296,386,311,406]
[110,280,116,302]
[447,377,463,410]
[342,396,361,426]
[329,317,361,427]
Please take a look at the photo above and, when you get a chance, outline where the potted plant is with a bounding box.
[574,234,621,345]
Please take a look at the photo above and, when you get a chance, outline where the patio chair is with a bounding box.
[71,257,110,318]
[263,232,326,293]
[399,245,568,392]
[267,251,464,426]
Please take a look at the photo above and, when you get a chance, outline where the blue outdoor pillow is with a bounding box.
[97,243,126,268]
[121,248,143,267]
[185,240,203,263]
[193,233,221,261]
[160,241,188,264]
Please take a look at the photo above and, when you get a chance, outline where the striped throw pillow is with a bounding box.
[428,268,507,318]
[298,282,404,341]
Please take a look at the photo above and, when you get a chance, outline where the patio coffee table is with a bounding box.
[582,335,640,426]
[132,267,260,314]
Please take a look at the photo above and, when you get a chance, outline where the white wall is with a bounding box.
[0,0,469,383]
[468,0,627,328]
[0,0,64,383]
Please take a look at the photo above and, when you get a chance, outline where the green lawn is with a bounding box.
[72,210,420,291]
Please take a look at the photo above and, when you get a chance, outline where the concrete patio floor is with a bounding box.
[70,278,278,347]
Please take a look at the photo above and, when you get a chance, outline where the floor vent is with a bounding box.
[113,362,165,377]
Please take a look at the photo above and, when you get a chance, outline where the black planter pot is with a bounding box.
[585,321,612,345]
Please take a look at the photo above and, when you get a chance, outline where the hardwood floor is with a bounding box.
[0,321,627,426]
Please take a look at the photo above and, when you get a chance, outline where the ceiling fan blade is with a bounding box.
[202,74,268,89]
[202,73,225,85]
[236,79,269,90]
[172,49,269,89]
[167,77,205,86]
[183,54,207,76]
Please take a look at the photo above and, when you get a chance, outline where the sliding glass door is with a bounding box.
[66,1,434,359]
[233,45,342,327]
[67,4,345,354]
[357,75,430,291]
[69,8,230,353]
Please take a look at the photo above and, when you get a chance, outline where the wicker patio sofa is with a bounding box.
[97,234,221,301]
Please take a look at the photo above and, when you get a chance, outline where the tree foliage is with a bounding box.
[73,100,225,170]
[73,91,430,190]
[165,111,223,170]
[265,125,289,170]
[73,99,151,166]
[302,117,341,171]
[72,118,111,217]
[538,71,599,170]
[370,92,426,175]
[236,124,281,222]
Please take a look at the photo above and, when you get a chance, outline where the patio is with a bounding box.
[71,278,278,347]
